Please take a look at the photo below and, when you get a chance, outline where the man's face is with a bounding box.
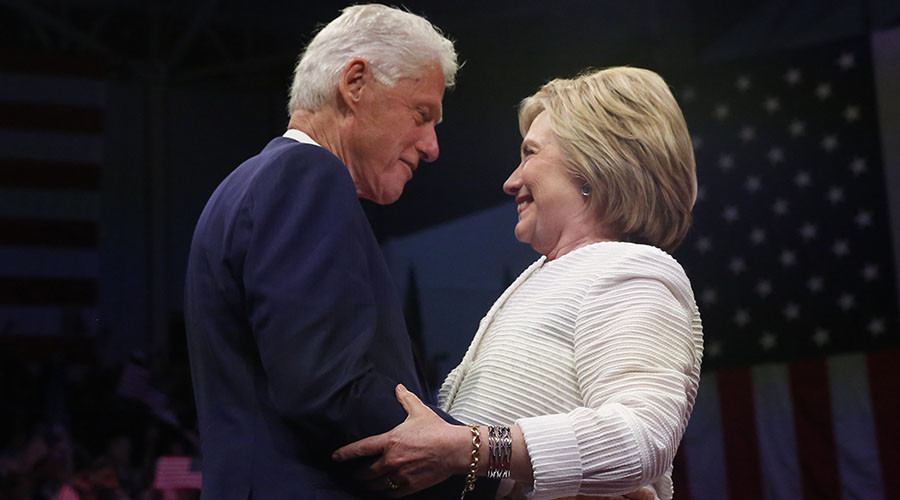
[346,63,445,205]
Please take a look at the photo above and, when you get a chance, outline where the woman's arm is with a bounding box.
[331,384,533,493]
[332,385,653,500]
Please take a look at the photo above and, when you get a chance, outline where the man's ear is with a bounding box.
[338,59,369,111]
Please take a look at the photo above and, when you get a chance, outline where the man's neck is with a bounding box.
[287,108,348,165]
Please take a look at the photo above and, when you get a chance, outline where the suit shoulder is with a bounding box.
[260,139,348,181]
[233,139,354,200]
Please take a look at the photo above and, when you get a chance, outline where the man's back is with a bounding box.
[185,138,422,499]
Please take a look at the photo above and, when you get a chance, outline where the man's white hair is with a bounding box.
[288,4,458,114]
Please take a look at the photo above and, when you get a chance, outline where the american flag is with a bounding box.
[0,50,104,339]
[673,36,898,368]
[668,35,900,499]
[153,455,203,492]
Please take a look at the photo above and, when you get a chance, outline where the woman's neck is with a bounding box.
[544,235,614,261]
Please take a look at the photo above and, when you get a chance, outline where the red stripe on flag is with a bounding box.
[153,456,202,491]
[717,367,763,500]
[672,445,691,500]
[0,336,94,363]
[0,276,97,305]
[0,102,104,134]
[0,160,100,190]
[0,49,107,77]
[867,348,900,500]
[0,217,97,247]
[788,358,841,500]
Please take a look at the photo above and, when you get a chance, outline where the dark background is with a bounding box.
[1,1,899,499]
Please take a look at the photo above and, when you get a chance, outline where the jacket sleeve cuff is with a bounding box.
[516,413,582,500]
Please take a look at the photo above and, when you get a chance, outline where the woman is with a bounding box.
[333,67,702,500]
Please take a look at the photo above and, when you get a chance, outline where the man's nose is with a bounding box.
[417,125,439,163]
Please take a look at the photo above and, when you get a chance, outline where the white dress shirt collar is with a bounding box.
[282,128,321,147]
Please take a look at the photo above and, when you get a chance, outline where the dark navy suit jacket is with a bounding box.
[185,137,495,499]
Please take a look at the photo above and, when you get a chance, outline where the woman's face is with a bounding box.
[503,111,599,259]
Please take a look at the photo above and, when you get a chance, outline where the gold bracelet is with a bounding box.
[461,424,481,499]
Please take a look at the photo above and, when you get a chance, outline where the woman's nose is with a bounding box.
[503,165,523,195]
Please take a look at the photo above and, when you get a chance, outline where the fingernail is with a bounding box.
[397,384,408,393]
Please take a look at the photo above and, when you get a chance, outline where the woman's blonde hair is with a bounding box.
[519,67,697,252]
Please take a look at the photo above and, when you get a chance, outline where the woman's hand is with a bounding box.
[332,384,471,496]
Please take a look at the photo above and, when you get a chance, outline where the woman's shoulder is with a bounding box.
[571,241,682,270]
[572,241,693,295]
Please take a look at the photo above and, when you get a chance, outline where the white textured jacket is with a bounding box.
[439,242,703,500]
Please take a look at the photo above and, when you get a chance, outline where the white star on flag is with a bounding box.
[855,211,872,228]
[723,206,740,223]
[807,276,825,293]
[812,328,830,346]
[784,68,802,85]
[714,104,730,119]
[799,222,817,240]
[849,157,867,175]
[832,240,850,257]
[750,228,766,245]
[789,120,806,137]
[837,51,855,70]
[821,134,839,152]
[861,264,879,281]
[838,293,856,311]
[827,186,844,204]
[734,309,751,327]
[772,199,789,215]
[767,147,785,164]
[783,303,800,320]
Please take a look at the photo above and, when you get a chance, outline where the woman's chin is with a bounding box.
[513,227,529,245]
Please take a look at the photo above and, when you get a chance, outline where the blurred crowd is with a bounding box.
[0,332,199,500]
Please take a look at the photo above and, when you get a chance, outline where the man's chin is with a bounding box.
[371,188,404,205]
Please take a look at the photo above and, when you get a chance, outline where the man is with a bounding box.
[184,5,493,499]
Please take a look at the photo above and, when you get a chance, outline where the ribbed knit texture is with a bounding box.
[439,242,703,500]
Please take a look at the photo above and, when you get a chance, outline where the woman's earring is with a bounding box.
[581,183,592,196]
